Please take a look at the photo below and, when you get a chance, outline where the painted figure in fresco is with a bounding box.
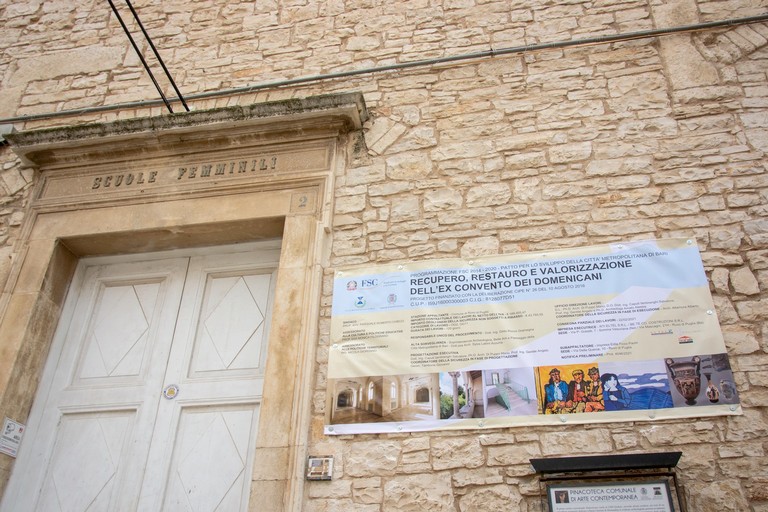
[601,373,631,411]
[584,367,605,412]
[544,368,569,414]
[565,369,588,413]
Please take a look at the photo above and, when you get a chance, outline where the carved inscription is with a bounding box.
[177,156,278,180]
[290,191,316,213]
[90,156,279,191]
[92,171,158,189]
[35,143,337,205]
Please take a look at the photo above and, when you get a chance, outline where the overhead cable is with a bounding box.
[123,0,189,112]
[106,0,188,113]
[1,13,766,124]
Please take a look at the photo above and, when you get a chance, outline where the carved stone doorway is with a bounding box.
[0,93,367,511]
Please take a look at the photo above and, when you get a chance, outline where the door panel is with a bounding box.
[36,411,136,512]
[1,244,279,512]
[137,249,278,511]
[190,272,274,375]
[75,280,163,381]
[161,405,260,512]
[2,259,189,512]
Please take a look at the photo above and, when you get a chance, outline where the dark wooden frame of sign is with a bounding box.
[530,452,687,512]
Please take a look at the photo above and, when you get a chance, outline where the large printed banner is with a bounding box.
[325,239,741,434]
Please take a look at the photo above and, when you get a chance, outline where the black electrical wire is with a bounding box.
[124,0,189,112]
[1,12,767,123]
[106,0,175,113]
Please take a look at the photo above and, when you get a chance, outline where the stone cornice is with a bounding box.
[6,92,367,168]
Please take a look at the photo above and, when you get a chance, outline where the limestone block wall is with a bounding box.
[0,0,766,510]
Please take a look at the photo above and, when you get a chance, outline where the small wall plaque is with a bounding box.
[0,418,25,458]
[306,456,334,480]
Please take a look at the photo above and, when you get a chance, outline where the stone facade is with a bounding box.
[0,0,766,511]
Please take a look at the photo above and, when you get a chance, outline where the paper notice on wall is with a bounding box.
[325,239,741,435]
[0,418,25,458]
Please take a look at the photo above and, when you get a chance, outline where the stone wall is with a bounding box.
[0,0,766,510]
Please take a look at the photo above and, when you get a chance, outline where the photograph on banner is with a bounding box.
[664,352,739,407]
[596,359,673,411]
[536,364,606,415]
[325,239,742,434]
[481,368,538,418]
[328,374,441,425]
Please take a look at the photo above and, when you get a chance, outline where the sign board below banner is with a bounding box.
[325,239,741,435]
[547,481,675,512]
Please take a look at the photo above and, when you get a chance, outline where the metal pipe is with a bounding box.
[106,0,174,113]
[1,13,766,124]
[124,0,189,111]
[189,12,768,100]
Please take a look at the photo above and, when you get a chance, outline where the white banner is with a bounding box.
[325,239,741,434]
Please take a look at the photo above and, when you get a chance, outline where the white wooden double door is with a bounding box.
[2,243,279,511]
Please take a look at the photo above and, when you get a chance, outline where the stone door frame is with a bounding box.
[0,93,367,510]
